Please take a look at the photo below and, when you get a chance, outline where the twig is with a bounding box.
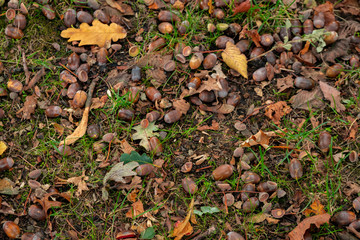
[223,192,228,214]
[59,63,78,78]
[194,49,224,54]
[104,137,114,163]
[214,190,260,194]
[23,189,32,215]
[195,166,212,172]
[24,67,46,91]
[18,46,31,85]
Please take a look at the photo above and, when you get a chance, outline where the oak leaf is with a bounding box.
[132,122,159,151]
[222,42,248,79]
[66,171,89,197]
[61,19,127,47]
[264,101,292,125]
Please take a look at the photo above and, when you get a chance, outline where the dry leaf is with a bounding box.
[222,42,248,79]
[346,116,358,140]
[247,213,268,223]
[0,141,7,156]
[336,0,360,15]
[0,178,19,195]
[197,120,220,131]
[90,97,106,110]
[120,139,135,154]
[22,95,37,120]
[322,38,350,63]
[319,81,345,112]
[35,192,71,216]
[264,101,292,125]
[61,19,127,47]
[343,181,360,196]
[241,129,285,149]
[126,200,145,218]
[66,171,89,197]
[232,0,251,15]
[196,77,222,93]
[277,75,294,92]
[245,29,261,47]
[132,121,159,151]
[288,214,331,240]
[290,87,325,110]
[303,199,326,216]
[199,104,235,114]
[106,0,134,15]
[171,198,195,240]
[173,99,190,115]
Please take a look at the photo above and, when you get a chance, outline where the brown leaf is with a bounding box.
[232,0,251,15]
[106,0,134,15]
[277,75,294,92]
[61,20,127,47]
[288,214,331,240]
[173,99,190,115]
[197,120,220,131]
[319,81,345,112]
[90,97,107,110]
[119,139,135,154]
[290,87,325,110]
[199,104,235,114]
[346,116,358,140]
[0,178,19,195]
[36,192,71,216]
[146,68,167,89]
[126,200,145,218]
[52,123,64,136]
[322,38,350,63]
[171,198,194,240]
[241,130,271,149]
[196,77,222,93]
[222,42,248,79]
[336,0,360,15]
[264,101,292,125]
[303,199,326,216]
[245,29,261,48]
[22,95,37,120]
[66,171,89,197]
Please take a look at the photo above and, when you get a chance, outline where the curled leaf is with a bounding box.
[222,42,248,79]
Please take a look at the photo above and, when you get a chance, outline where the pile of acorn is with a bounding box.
[4,0,28,39]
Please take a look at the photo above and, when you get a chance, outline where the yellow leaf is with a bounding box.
[171,198,195,240]
[304,199,326,216]
[222,41,248,79]
[61,19,127,47]
[0,141,7,156]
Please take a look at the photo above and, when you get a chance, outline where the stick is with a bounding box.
[24,67,46,91]
[18,46,31,85]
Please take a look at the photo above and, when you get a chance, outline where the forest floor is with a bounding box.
[0,0,360,239]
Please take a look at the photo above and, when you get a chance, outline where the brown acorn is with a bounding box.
[0,108,5,119]
[350,56,360,68]
[187,77,202,89]
[117,109,135,122]
[28,204,46,221]
[189,53,204,69]
[148,38,166,52]
[60,70,77,83]
[291,19,302,35]
[67,52,80,71]
[289,159,303,179]
[127,86,141,103]
[242,197,259,213]
[5,25,24,39]
[324,31,338,45]
[227,23,242,36]
[73,90,87,108]
[3,221,20,239]
[42,5,56,20]
[57,145,72,156]
[218,78,229,98]
[189,96,203,106]
[177,20,189,35]
[67,83,81,99]
[291,36,303,54]
[236,40,250,53]
[64,9,76,27]
[149,137,163,155]
[212,164,233,181]
[13,14,27,30]
[292,61,302,73]
[318,131,332,153]
[203,53,217,69]
[102,133,116,143]
[93,10,109,24]
[250,47,265,59]
[145,87,161,102]
[164,110,182,123]
[97,48,108,66]
[182,177,197,194]
[326,64,342,78]
[303,19,314,34]
[227,93,241,107]
[182,46,192,57]
[7,79,23,92]
[158,10,180,22]
[136,164,154,176]
[45,106,62,118]
[331,211,356,226]
[215,36,234,49]
[241,171,261,184]
[213,8,225,19]
[77,10,93,24]
[240,183,255,201]
[313,12,325,28]
[0,157,14,171]
[265,52,276,65]
[325,21,340,32]
[87,124,100,139]
[257,181,278,192]
[146,111,160,122]
[252,67,267,82]
[294,77,314,90]
[199,90,215,103]
[223,193,235,206]
[227,232,245,240]
[76,69,88,82]
[199,0,209,10]
[233,147,244,158]
[158,22,173,34]
[260,34,274,47]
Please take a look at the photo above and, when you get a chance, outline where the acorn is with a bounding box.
[182,177,198,194]
[215,0,229,7]
[45,106,62,118]
[218,78,229,98]
[242,197,259,213]
[233,147,244,158]
[87,124,100,139]
[324,31,338,45]
[97,48,108,65]
[349,151,359,163]
[0,157,14,171]
[3,221,20,239]
[149,137,163,155]
[67,53,80,71]
[215,36,234,49]
[291,36,302,54]
[136,164,154,176]
[189,53,204,69]
[199,90,215,103]
[145,87,161,102]
[272,208,286,218]
[93,9,109,24]
[227,93,241,107]
[212,164,233,181]
[181,162,193,173]
[203,53,217,69]
[42,5,56,20]
[325,21,340,32]
[127,86,141,103]
[279,27,291,41]
[292,61,302,73]
[257,181,278,192]
[236,40,250,53]
[227,232,245,240]
[177,20,189,35]
[313,12,325,28]
[290,19,302,35]
[0,87,7,97]
[175,54,186,63]
[158,10,180,22]
[265,52,276,65]
[260,34,274,47]
[13,14,27,30]
[241,171,261,184]
[164,110,182,123]
[73,90,87,108]
[331,211,356,226]
[7,79,23,92]
[223,193,235,206]
[57,145,72,156]
[5,25,24,39]
[117,109,135,122]
[67,83,81,99]
[326,64,342,78]
[60,70,77,83]
[102,133,116,143]
[158,22,173,34]
[227,23,242,36]
[0,108,5,119]
[187,77,201,89]
[240,183,255,201]
[64,9,76,27]
[77,10,93,24]
[76,69,88,82]
[146,111,160,122]
[252,67,267,82]
[28,204,46,221]
[350,56,360,68]
[289,159,303,180]
[303,19,314,34]
[189,96,203,106]
[318,131,332,153]
[294,77,314,90]
[213,8,225,19]
[250,47,265,59]
[148,38,166,52]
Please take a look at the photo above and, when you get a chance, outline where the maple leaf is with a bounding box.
[132,121,159,151]
[0,141,7,156]
[61,19,127,47]
[102,161,139,200]
[222,42,248,79]
[304,199,326,216]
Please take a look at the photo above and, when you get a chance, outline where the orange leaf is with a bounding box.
[126,200,145,218]
[288,214,330,240]
[171,198,195,240]
[304,199,326,216]
[233,0,251,15]
[299,41,311,55]
[208,0,214,14]
[264,101,292,125]
[245,29,261,47]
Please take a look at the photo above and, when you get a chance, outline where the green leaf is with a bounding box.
[132,121,159,150]
[285,19,291,29]
[120,151,152,165]
[193,210,203,216]
[200,206,220,214]
[140,227,155,239]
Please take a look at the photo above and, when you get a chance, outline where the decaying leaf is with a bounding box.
[0,141,7,156]
[232,0,251,15]
[277,75,294,92]
[197,77,222,93]
[288,214,331,240]
[66,171,89,197]
[319,81,345,112]
[303,199,326,216]
[199,104,235,114]
[102,161,139,200]
[244,29,261,47]
[241,129,285,149]
[322,38,350,63]
[197,120,220,131]
[0,178,19,195]
[132,121,159,151]
[336,0,360,15]
[290,87,325,110]
[21,95,37,120]
[106,0,134,15]
[173,99,190,115]
[61,19,127,47]
[126,200,145,218]
[120,139,135,154]
[222,42,248,79]
[264,101,292,125]
[171,198,195,240]
[346,116,358,140]
[35,192,71,217]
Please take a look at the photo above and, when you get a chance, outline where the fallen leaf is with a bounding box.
[336,0,360,15]
[288,214,331,240]
[343,181,360,196]
[196,77,222,93]
[199,104,235,114]
[146,68,167,89]
[241,129,285,149]
[197,120,220,131]
[120,151,152,165]
[35,192,71,216]
[245,29,261,48]
[52,123,64,136]
[126,200,145,218]
[282,0,298,9]
[322,38,350,63]
[173,99,190,115]
[254,87,263,97]
[232,0,251,15]
[346,116,358,140]
[264,101,292,125]
[0,141,7,156]
[0,178,19,195]
[171,198,195,240]
[277,75,294,92]
[290,87,325,110]
[120,139,135,154]
[106,0,134,15]
[90,97,107,110]
[21,95,37,120]
[66,171,89,197]
[319,81,345,112]
[102,161,139,200]
[61,19,127,47]
[247,213,268,223]
[222,42,248,79]
[304,199,326,216]
[132,121,159,151]
[211,63,226,79]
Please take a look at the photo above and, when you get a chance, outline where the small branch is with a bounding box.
[18,46,31,85]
